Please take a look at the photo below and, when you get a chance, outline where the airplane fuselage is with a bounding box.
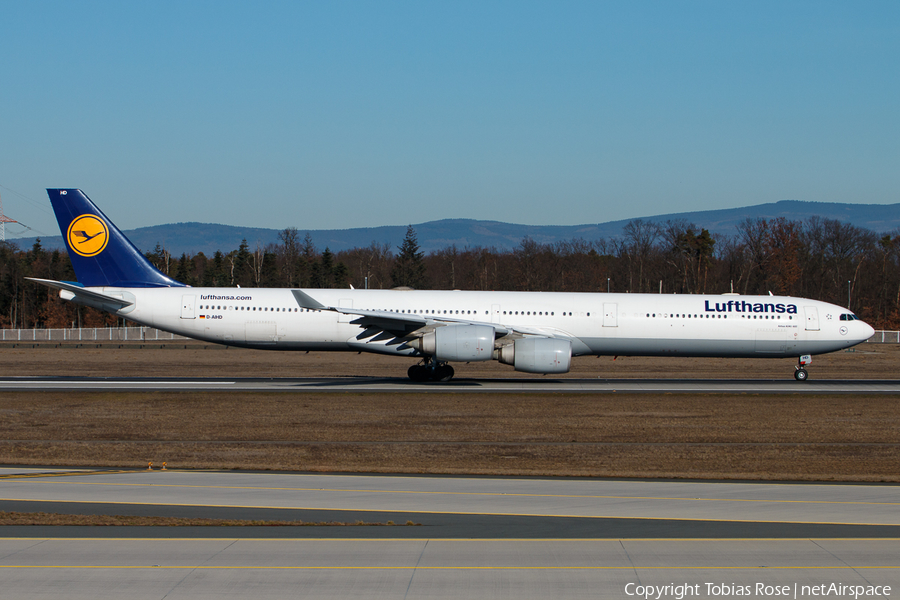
[96,286,870,359]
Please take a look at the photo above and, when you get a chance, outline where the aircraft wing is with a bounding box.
[291,290,512,338]
[26,278,134,309]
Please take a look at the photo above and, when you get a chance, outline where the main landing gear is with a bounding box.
[794,354,812,381]
[408,357,455,382]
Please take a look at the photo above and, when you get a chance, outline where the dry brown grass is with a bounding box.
[1,389,898,481]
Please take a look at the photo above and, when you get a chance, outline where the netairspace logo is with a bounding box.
[624,582,892,599]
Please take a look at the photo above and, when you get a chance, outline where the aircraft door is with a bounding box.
[603,303,618,327]
[180,295,195,319]
[491,304,501,324]
[804,306,820,331]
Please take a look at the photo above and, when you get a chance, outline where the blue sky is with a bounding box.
[2,1,898,237]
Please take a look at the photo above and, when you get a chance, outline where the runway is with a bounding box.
[1,468,898,598]
[2,375,900,393]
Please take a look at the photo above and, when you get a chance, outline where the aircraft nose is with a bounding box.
[860,321,875,342]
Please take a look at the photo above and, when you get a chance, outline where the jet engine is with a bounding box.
[407,324,494,362]
[496,337,572,374]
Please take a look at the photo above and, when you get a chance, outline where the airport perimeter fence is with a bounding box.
[1,327,899,344]
[0,327,190,342]
[866,330,900,344]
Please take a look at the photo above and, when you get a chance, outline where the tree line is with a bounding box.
[2,216,899,330]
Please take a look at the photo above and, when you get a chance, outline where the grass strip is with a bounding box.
[3,389,899,481]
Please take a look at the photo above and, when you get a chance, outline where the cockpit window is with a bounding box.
[840,314,860,321]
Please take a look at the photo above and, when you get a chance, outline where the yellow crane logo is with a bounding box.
[67,214,109,257]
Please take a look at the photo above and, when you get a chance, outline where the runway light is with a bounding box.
[147,461,153,470]
[162,462,167,471]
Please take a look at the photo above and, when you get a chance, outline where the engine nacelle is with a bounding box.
[496,337,572,374]
[408,325,494,362]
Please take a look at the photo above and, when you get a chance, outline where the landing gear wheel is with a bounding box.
[408,364,429,382]
[434,364,455,382]
[794,368,808,381]
[408,360,455,382]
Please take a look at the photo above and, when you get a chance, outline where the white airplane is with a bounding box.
[30,189,874,382]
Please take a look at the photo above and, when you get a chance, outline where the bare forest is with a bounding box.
[3,216,900,330]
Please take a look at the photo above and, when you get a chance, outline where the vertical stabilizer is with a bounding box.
[48,189,185,288]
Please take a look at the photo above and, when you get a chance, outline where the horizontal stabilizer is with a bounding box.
[26,278,134,309]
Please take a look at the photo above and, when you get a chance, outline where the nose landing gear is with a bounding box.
[408,357,455,382]
[794,354,812,381]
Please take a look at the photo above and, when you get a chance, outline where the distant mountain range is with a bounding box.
[13,200,900,256]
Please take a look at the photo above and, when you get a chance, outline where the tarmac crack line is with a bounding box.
[404,539,429,600]
[619,540,641,586]
[0,538,48,562]
[811,538,875,586]
[159,539,239,600]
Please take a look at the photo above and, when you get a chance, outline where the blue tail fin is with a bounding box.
[48,189,185,288]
